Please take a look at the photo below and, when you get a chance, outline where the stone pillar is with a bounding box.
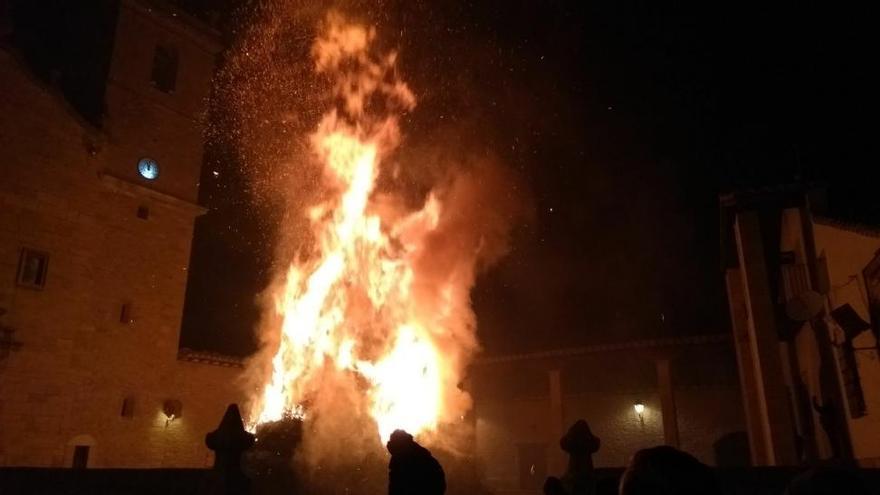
[656,358,680,448]
[733,211,798,465]
[725,267,768,464]
[548,369,565,474]
[799,200,855,461]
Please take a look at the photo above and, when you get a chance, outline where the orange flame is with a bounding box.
[252,13,460,444]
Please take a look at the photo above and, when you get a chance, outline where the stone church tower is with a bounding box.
[0,1,244,467]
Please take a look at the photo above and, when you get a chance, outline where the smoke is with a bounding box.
[228,6,528,469]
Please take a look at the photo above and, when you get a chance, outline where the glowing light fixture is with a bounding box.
[162,399,182,427]
[634,402,646,424]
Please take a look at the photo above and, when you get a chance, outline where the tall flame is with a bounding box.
[252,12,458,444]
[248,11,524,454]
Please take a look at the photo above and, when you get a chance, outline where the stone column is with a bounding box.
[656,358,680,448]
[734,211,798,465]
[725,267,768,464]
[799,200,855,461]
[548,369,566,474]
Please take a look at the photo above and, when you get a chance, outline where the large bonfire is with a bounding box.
[248,11,520,454]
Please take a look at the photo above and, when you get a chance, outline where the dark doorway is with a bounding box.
[517,443,547,490]
[72,445,90,469]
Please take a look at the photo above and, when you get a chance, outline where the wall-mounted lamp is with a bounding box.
[633,402,645,424]
[163,399,183,427]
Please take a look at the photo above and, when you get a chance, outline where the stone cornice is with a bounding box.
[474,333,731,365]
[98,172,208,216]
[814,216,880,239]
[177,348,244,368]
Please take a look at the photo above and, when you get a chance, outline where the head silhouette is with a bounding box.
[619,446,719,495]
[386,429,415,456]
[543,476,566,495]
[386,429,446,495]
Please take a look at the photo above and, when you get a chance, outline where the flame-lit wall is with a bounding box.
[0,2,245,468]
[813,221,880,465]
[469,338,745,491]
[779,209,880,466]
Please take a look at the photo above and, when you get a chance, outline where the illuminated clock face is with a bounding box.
[137,158,160,180]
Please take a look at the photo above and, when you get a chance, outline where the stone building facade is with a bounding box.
[805,219,880,464]
[0,1,245,468]
[470,335,746,493]
[721,186,880,467]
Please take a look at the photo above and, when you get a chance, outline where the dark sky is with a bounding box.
[178,1,875,357]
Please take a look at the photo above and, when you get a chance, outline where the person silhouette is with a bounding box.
[544,476,567,495]
[619,446,719,495]
[386,429,446,495]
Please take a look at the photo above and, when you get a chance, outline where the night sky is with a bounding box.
[178,1,875,357]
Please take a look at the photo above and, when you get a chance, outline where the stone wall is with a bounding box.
[778,209,880,466]
[813,221,880,465]
[470,338,746,491]
[102,0,220,203]
[0,2,244,468]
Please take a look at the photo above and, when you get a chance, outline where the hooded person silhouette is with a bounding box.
[386,429,446,495]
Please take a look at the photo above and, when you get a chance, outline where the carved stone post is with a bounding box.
[204,404,255,495]
[558,419,600,495]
